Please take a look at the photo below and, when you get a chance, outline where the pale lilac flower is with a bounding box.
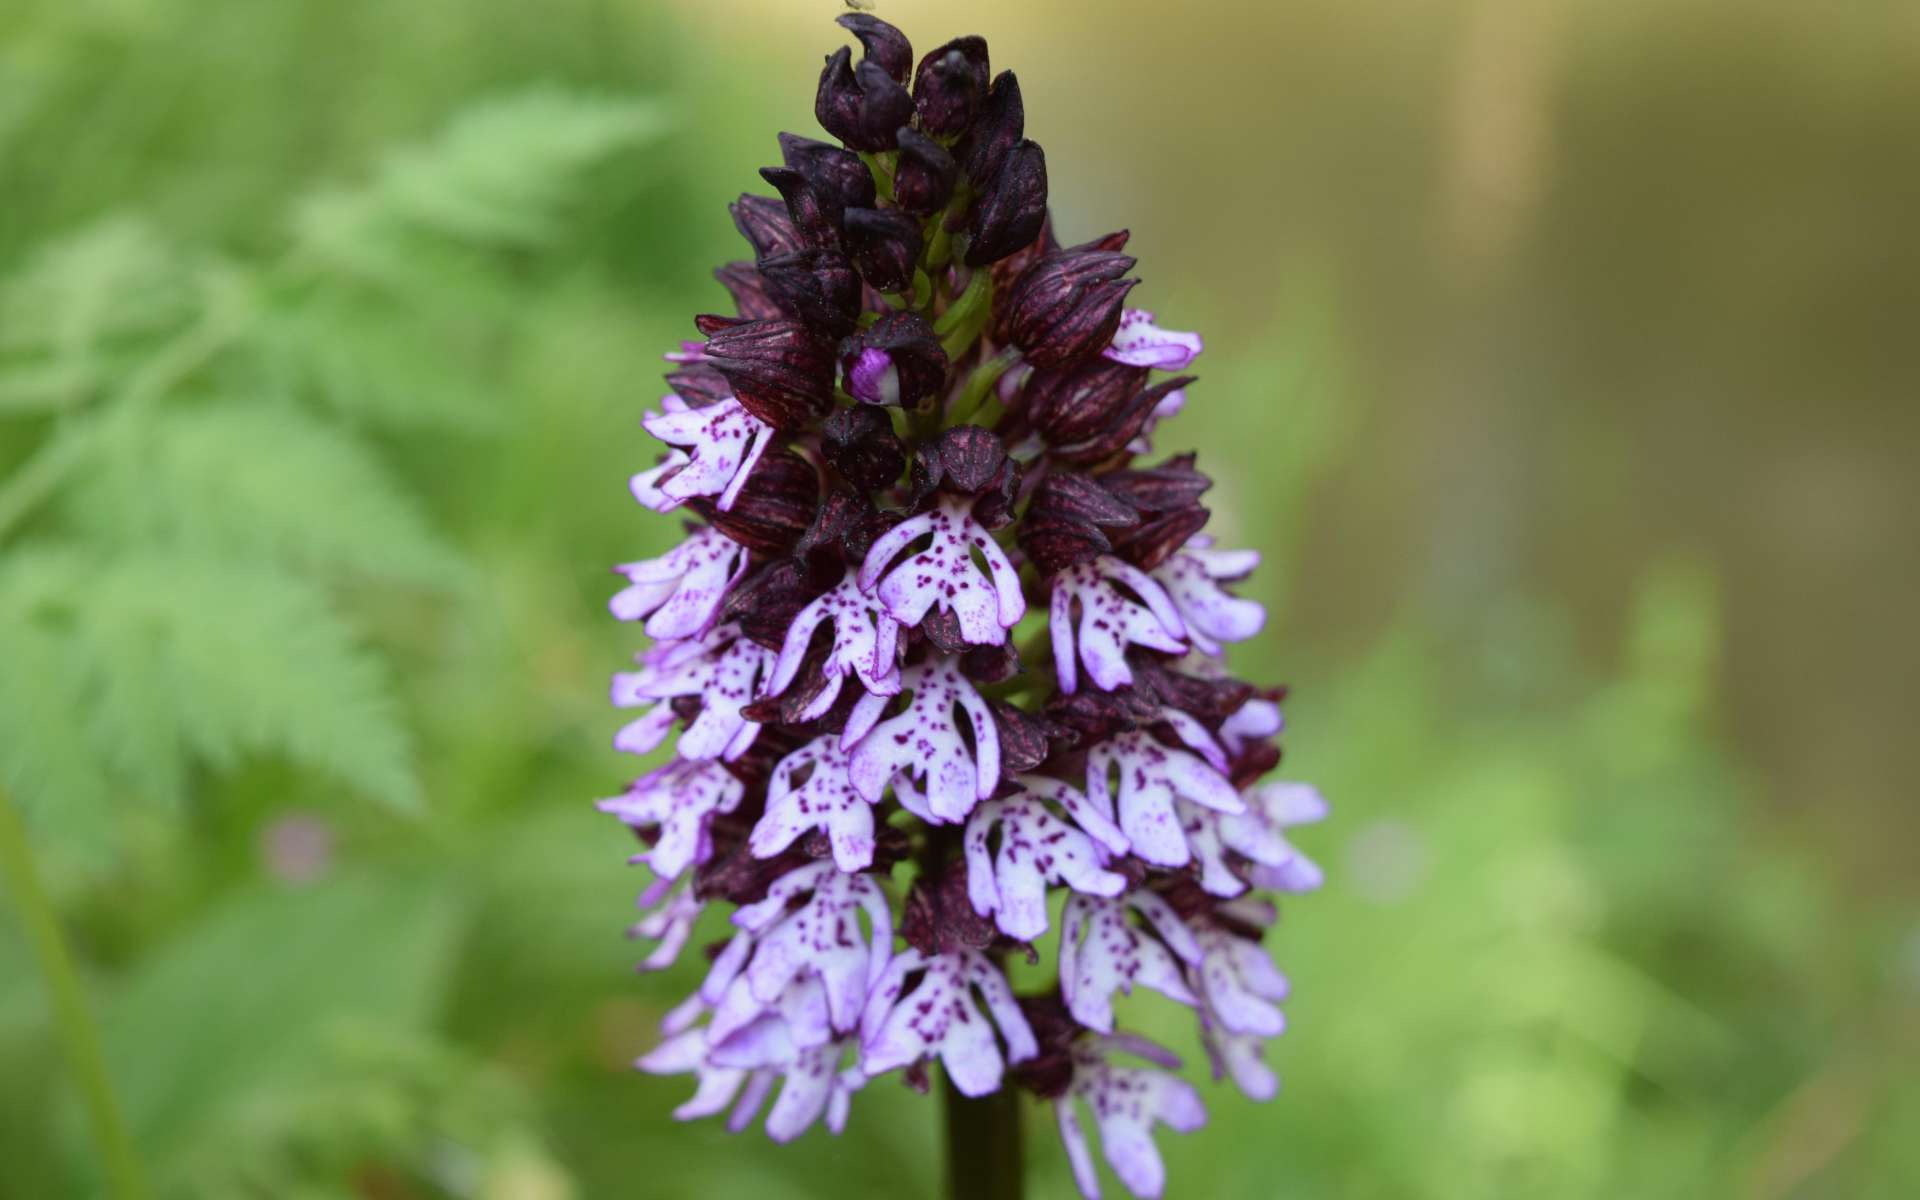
[610,622,774,762]
[638,1023,864,1142]
[1085,730,1243,867]
[630,448,693,512]
[664,339,711,364]
[964,789,1128,941]
[860,948,1038,1097]
[1150,537,1264,656]
[610,527,748,640]
[1216,696,1283,759]
[1055,1034,1207,1200]
[857,495,1026,646]
[598,758,745,880]
[701,860,892,1045]
[641,396,777,512]
[1058,890,1202,1033]
[750,734,881,870]
[764,571,902,720]
[1181,779,1325,898]
[627,874,705,971]
[1016,774,1132,859]
[1050,557,1188,694]
[844,657,999,824]
[1189,918,1288,1039]
[1102,308,1204,371]
[1198,1011,1277,1102]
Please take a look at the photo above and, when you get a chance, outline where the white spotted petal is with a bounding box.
[1085,730,1244,867]
[845,658,1000,824]
[858,496,1025,646]
[597,758,744,881]
[764,571,903,720]
[964,790,1128,941]
[1102,308,1204,371]
[1051,557,1188,695]
[859,949,1038,1097]
[610,527,748,640]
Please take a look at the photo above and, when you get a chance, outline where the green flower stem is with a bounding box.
[942,1035,1026,1200]
[934,270,993,360]
[946,348,1022,428]
[0,789,147,1200]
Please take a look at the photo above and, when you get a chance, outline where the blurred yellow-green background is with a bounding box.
[2,0,1916,1196]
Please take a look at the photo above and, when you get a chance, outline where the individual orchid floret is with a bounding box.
[1055,1034,1207,1200]
[858,495,1026,646]
[1050,556,1188,694]
[1216,695,1283,760]
[1233,781,1328,893]
[763,571,902,721]
[640,396,777,512]
[964,789,1128,941]
[609,526,748,640]
[638,1023,864,1142]
[598,757,745,881]
[860,948,1038,1096]
[630,448,692,513]
[711,860,894,1043]
[1058,889,1202,1033]
[750,734,883,871]
[1102,308,1204,371]
[1151,536,1265,656]
[1085,730,1244,867]
[1198,1008,1278,1103]
[1184,778,1327,898]
[627,874,705,972]
[1189,914,1289,1040]
[844,657,1000,824]
[610,622,774,762]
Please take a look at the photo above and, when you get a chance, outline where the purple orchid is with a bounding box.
[963,789,1128,941]
[750,734,883,871]
[640,395,777,512]
[598,16,1327,1195]
[1058,889,1202,1033]
[763,570,902,720]
[860,949,1038,1096]
[1055,1034,1207,1200]
[1085,730,1244,867]
[858,495,1025,646]
[1151,536,1265,656]
[609,526,748,640]
[1102,308,1204,371]
[844,657,999,824]
[597,757,744,880]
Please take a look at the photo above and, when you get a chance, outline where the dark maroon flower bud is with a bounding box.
[961,640,1022,685]
[1044,685,1159,745]
[1009,993,1082,1099]
[908,425,1021,529]
[1102,452,1215,569]
[755,247,861,338]
[794,488,895,571]
[918,606,970,655]
[726,557,827,650]
[842,206,923,293]
[714,261,784,320]
[892,128,958,216]
[990,700,1076,777]
[957,71,1024,187]
[758,166,842,250]
[690,448,818,555]
[913,36,990,137]
[663,362,733,407]
[694,840,812,906]
[695,315,835,430]
[778,132,877,211]
[1006,241,1139,369]
[1025,358,1146,446]
[964,139,1047,267]
[1018,471,1141,574]
[835,12,913,85]
[1133,658,1256,723]
[816,47,916,152]
[1230,737,1283,792]
[729,193,802,259]
[821,405,907,491]
[838,310,948,408]
[901,863,998,955]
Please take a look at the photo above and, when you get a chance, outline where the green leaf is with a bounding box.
[0,217,190,358]
[68,399,467,587]
[0,549,421,817]
[290,88,670,280]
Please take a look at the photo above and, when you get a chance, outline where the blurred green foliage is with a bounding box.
[1,1,1914,1198]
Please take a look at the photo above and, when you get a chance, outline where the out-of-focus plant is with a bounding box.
[0,89,664,1198]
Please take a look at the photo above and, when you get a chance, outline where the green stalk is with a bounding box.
[0,790,147,1200]
[946,348,1022,428]
[934,270,994,361]
[942,1048,1026,1200]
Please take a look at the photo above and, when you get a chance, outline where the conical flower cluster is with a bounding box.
[601,16,1325,1197]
